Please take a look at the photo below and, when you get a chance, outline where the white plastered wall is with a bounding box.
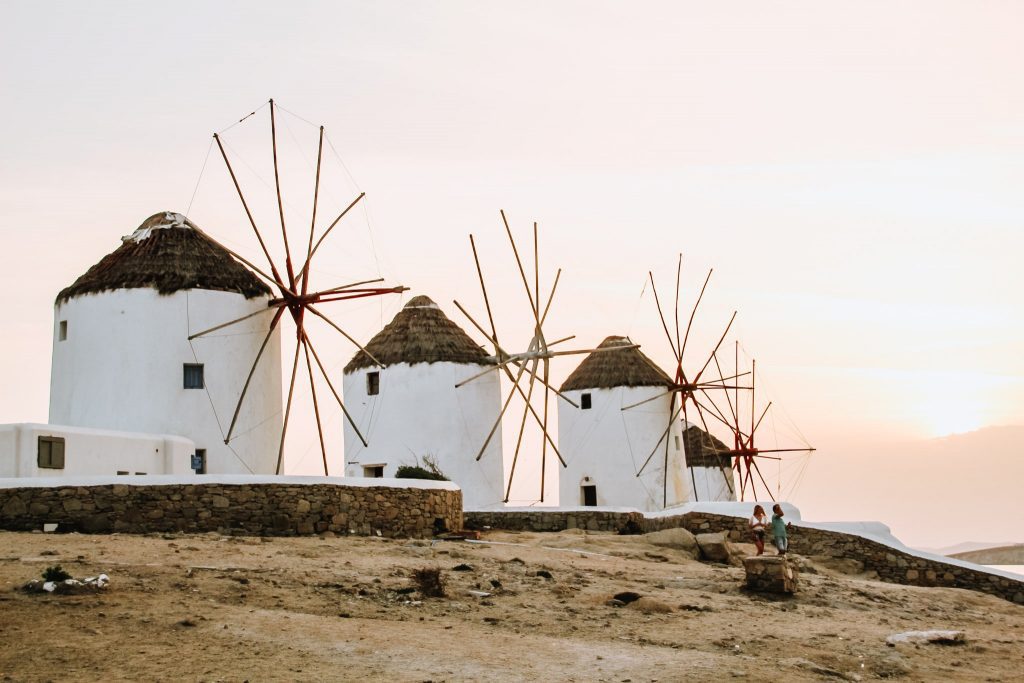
[688,466,737,502]
[558,386,689,512]
[49,288,282,475]
[0,423,193,477]
[342,362,506,509]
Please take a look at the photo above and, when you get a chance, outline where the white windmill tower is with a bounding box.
[557,336,689,511]
[342,295,506,509]
[49,211,283,475]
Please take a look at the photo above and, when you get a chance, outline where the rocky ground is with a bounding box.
[1,528,1022,682]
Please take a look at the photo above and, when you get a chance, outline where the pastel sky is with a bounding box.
[2,2,1022,548]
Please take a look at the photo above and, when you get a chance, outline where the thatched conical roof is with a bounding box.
[344,295,490,373]
[56,212,271,304]
[559,336,672,392]
[683,425,734,468]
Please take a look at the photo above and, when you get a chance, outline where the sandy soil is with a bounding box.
[1,529,1022,682]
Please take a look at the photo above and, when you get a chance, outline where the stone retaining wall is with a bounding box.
[0,482,462,539]
[464,509,1024,604]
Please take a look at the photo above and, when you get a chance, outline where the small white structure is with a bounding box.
[48,212,282,475]
[681,422,737,502]
[342,295,506,508]
[558,336,690,512]
[0,423,194,477]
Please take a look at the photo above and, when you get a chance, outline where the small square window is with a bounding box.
[366,371,380,396]
[184,363,204,389]
[581,393,592,410]
[58,320,68,341]
[38,436,65,469]
[192,448,207,474]
[117,471,129,476]
[674,435,681,451]
[364,465,384,478]
[581,484,597,506]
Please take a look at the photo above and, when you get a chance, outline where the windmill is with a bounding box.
[622,254,748,505]
[185,99,407,475]
[695,342,816,501]
[452,211,631,503]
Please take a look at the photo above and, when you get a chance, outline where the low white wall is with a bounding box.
[0,423,194,478]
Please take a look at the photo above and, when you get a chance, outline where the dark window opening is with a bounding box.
[581,393,592,410]
[37,436,65,469]
[134,472,146,475]
[581,484,597,506]
[117,471,129,476]
[184,363,204,389]
[364,465,384,478]
[58,320,67,341]
[192,449,207,474]
[367,371,380,396]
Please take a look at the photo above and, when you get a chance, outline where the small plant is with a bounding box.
[411,567,446,598]
[42,565,71,582]
[396,454,449,481]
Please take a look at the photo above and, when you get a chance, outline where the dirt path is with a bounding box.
[1,530,1021,681]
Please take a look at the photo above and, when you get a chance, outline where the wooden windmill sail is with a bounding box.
[186,99,407,475]
[622,254,748,505]
[694,342,816,501]
[453,211,632,503]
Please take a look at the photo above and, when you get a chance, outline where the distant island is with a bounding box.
[952,544,1024,565]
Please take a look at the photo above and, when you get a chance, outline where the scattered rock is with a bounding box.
[885,630,966,646]
[695,532,732,563]
[452,564,474,572]
[535,570,553,580]
[644,527,699,559]
[613,591,641,604]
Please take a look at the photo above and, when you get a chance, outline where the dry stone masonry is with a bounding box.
[0,481,461,538]
[464,509,1024,604]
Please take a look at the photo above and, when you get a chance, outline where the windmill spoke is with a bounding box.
[505,359,539,503]
[310,287,407,305]
[499,363,565,464]
[751,458,775,502]
[301,125,325,296]
[212,132,285,286]
[500,210,540,324]
[694,397,736,431]
[753,401,773,435]
[693,310,737,383]
[636,400,683,477]
[225,307,285,443]
[649,271,680,362]
[697,386,733,427]
[469,234,501,352]
[276,337,303,475]
[540,358,552,501]
[691,399,735,496]
[548,344,637,358]
[539,268,562,326]
[301,334,329,475]
[546,334,576,348]
[475,338,536,461]
[188,304,282,341]
[674,253,682,358]
[308,278,385,298]
[307,304,385,367]
[622,389,674,412]
[295,191,366,284]
[454,357,517,389]
[504,356,579,408]
[269,100,296,288]
[192,227,293,296]
[533,222,540,326]
[680,268,712,365]
[682,401,698,503]
[453,300,512,359]
[305,334,368,447]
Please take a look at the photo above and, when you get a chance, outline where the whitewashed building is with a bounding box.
[342,295,506,508]
[0,423,194,477]
[47,211,282,476]
[557,336,690,511]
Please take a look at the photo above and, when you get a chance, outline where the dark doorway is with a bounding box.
[581,484,597,506]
